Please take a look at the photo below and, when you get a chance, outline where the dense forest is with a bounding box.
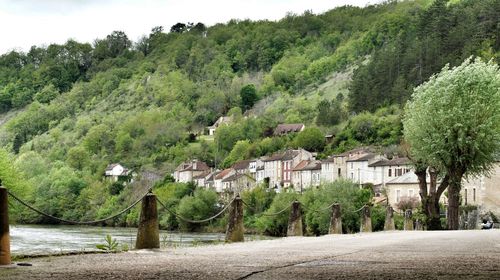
[1,0,499,231]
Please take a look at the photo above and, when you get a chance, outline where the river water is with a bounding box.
[10,225,266,256]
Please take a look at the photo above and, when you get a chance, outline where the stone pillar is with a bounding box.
[225,195,244,242]
[287,201,303,237]
[328,204,342,234]
[384,206,395,231]
[360,205,372,233]
[136,193,160,249]
[404,209,414,231]
[0,186,11,265]
[415,219,423,231]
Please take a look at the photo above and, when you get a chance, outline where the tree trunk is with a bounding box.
[416,166,445,230]
[447,181,461,230]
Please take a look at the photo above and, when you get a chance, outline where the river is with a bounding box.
[10,225,268,256]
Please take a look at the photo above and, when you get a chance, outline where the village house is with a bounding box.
[461,162,500,216]
[173,159,210,183]
[207,116,232,136]
[346,152,384,186]
[214,168,235,193]
[221,173,257,194]
[368,157,412,194]
[292,160,321,193]
[320,153,349,183]
[273,123,305,136]
[104,163,131,182]
[193,170,213,188]
[248,158,265,183]
[263,149,314,191]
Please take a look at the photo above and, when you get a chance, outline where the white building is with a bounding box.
[346,153,383,186]
[207,116,232,136]
[104,163,131,182]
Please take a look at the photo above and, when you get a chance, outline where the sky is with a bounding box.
[0,0,380,54]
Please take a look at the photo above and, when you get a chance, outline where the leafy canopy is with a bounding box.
[403,57,500,177]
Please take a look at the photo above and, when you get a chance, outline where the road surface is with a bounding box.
[1,230,499,279]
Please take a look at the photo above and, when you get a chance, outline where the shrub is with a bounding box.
[256,192,298,236]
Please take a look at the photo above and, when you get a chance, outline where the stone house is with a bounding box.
[173,160,210,183]
[263,149,314,191]
[292,160,322,193]
[461,162,500,216]
[214,168,235,193]
[221,173,257,194]
[368,157,412,194]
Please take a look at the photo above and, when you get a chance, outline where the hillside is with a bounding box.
[0,0,498,224]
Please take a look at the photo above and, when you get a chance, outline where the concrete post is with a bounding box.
[384,206,395,231]
[360,205,372,233]
[328,204,342,234]
[0,187,11,265]
[287,201,303,237]
[404,209,414,231]
[136,193,160,249]
[225,195,244,242]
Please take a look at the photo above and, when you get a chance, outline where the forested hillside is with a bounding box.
[0,0,498,225]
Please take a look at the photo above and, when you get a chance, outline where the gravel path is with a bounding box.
[1,230,499,279]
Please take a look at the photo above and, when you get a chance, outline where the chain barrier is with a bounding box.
[240,199,291,217]
[7,189,150,225]
[300,202,340,214]
[156,196,235,224]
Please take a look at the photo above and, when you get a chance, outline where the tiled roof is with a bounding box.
[105,163,121,171]
[293,160,309,171]
[274,124,304,135]
[386,171,419,184]
[176,160,210,172]
[368,157,411,167]
[232,160,251,170]
[215,168,233,180]
[346,153,378,162]
[192,170,212,179]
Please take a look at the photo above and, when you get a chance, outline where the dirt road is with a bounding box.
[1,230,499,279]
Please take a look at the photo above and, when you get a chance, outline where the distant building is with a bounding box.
[104,163,131,182]
[274,123,305,136]
[461,162,500,216]
[221,173,256,194]
[173,160,210,183]
[263,149,313,191]
[207,116,232,136]
[292,160,322,192]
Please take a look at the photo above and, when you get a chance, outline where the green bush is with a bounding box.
[371,205,386,232]
[177,188,219,232]
[256,192,298,236]
[301,180,372,235]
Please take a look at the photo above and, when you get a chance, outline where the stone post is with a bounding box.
[287,201,303,237]
[0,186,11,265]
[225,195,244,242]
[136,193,160,249]
[384,206,395,231]
[328,204,342,234]
[360,205,372,233]
[415,219,423,231]
[404,209,414,231]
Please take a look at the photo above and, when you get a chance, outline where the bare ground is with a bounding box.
[1,230,499,280]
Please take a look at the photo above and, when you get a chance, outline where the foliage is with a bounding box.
[301,180,372,235]
[256,192,298,236]
[293,127,325,152]
[177,188,219,231]
[395,196,419,212]
[96,234,119,252]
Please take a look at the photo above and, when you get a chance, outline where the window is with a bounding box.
[396,190,401,203]
[338,168,341,177]
[388,169,392,177]
[473,188,476,202]
[408,189,414,197]
[351,162,353,169]
[350,172,354,179]
[464,189,468,205]
[396,168,402,176]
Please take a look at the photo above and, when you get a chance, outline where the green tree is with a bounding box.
[403,58,500,230]
[240,84,258,111]
[294,127,325,152]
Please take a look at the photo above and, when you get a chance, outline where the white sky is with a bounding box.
[0,0,380,54]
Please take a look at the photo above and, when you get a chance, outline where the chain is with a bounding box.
[8,189,149,225]
[156,196,235,224]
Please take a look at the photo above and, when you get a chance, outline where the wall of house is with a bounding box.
[462,164,500,216]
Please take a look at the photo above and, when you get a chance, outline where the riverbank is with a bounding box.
[2,230,499,279]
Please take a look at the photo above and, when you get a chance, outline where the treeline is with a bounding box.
[349,0,500,112]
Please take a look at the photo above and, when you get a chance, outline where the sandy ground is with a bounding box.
[1,230,499,280]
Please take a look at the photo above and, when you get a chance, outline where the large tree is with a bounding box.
[403,58,500,230]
